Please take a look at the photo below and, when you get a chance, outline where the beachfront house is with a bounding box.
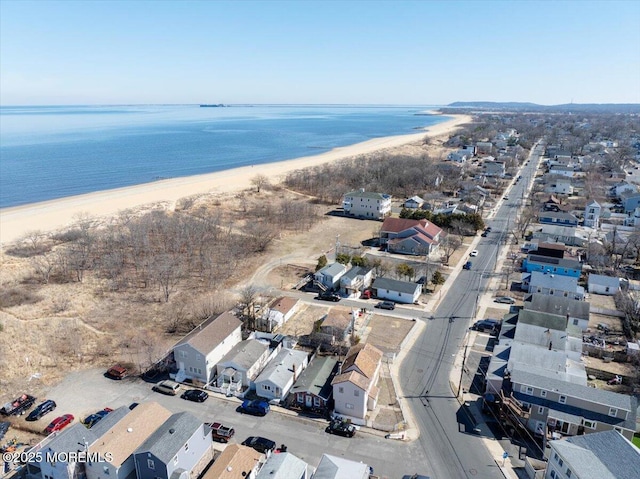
[342,189,391,220]
[172,311,243,385]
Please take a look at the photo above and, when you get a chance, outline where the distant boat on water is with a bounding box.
[199,104,227,107]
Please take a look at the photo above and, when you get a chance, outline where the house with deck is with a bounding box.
[342,189,391,220]
[339,266,373,297]
[314,263,348,291]
[215,338,274,394]
[380,217,442,255]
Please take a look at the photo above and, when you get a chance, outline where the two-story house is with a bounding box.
[331,343,383,424]
[133,412,213,479]
[339,266,373,297]
[172,311,243,385]
[521,271,585,300]
[583,200,601,228]
[380,217,442,255]
[523,294,590,331]
[342,189,391,220]
[256,451,309,479]
[254,348,309,402]
[314,263,348,291]
[522,255,582,278]
[215,339,273,394]
[200,444,263,479]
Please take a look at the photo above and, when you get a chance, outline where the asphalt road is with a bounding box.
[397,142,544,478]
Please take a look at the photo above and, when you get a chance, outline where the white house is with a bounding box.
[446,151,468,163]
[482,159,505,177]
[609,181,638,198]
[342,189,391,219]
[522,271,585,300]
[331,343,383,424]
[313,454,371,479]
[265,296,300,331]
[583,200,601,228]
[545,179,574,196]
[549,165,575,178]
[172,311,243,385]
[254,348,309,402]
[339,266,373,297]
[215,339,274,394]
[587,274,620,296]
[314,262,348,290]
[403,195,425,208]
[201,444,262,479]
[371,277,421,304]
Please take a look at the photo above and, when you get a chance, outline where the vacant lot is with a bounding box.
[365,315,417,355]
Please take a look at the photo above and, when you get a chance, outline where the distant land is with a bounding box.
[446,101,640,113]
[199,104,227,107]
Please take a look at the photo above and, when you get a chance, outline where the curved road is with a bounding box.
[399,142,544,478]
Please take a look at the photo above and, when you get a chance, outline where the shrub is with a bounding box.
[0,287,43,308]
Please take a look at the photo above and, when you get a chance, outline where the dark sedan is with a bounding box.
[26,400,57,421]
[325,419,356,437]
[180,389,209,403]
[241,436,276,454]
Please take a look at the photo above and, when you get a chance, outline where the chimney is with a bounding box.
[548,341,553,351]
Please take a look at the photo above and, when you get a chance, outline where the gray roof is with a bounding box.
[89,406,131,438]
[526,254,582,270]
[289,356,338,400]
[218,339,268,370]
[255,452,308,479]
[517,309,568,331]
[135,412,203,463]
[344,190,390,200]
[341,266,371,282]
[529,271,578,291]
[538,211,578,221]
[510,369,636,411]
[317,263,347,278]
[312,454,369,479]
[44,423,98,454]
[552,430,640,479]
[255,348,308,389]
[524,294,590,320]
[175,311,242,356]
[588,274,620,288]
[372,277,421,295]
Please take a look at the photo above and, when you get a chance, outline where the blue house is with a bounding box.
[522,254,582,278]
[538,211,578,227]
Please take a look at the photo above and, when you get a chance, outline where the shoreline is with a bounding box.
[0,114,471,245]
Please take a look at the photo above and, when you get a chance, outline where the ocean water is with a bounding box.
[0,105,447,208]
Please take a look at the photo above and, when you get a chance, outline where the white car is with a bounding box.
[470,250,478,257]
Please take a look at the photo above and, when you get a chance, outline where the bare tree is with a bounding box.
[250,174,270,193]
[239,285,259,330]
[31,253,55,284]
[150,254,184,302]
[440,234,462,264]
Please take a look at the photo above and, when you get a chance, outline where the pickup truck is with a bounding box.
[1,394,36,416]
[206,422,235,443]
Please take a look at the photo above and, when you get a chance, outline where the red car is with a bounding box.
[45,414,74,434]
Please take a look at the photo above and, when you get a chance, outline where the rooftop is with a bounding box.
[135,411,204,463]
[218,339,269,370]
[201,444,262,479]
[175,311,242,356]
[289,356,338,400]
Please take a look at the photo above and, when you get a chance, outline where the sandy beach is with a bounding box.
[0,114,471,246]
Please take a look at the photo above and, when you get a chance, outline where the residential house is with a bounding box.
[318,308,354,345]
[265,297,300,331]
[256,451,309,479]
[621,192,640,213]
[332,343,383,423]
[609,181,638,198]
[587,274,620,296]
[314,263,348,291]
[544,179,574,196]
[28,424,99,479]
[133,412,213,479]
[342,189,391,220]
[543,195,563,212]
[506,369,637,441]
[545,430,640,479]
[371,277,421,304]
[88,406,131,438]
[476,141,493,155]
[380,217,443,255]
[446,150,468,163]
[522,271,584,300]
[403,195,424,208]
[583,200,601,228]
[523,294,590,331]
[254,348,308,402]
[461,144,476,156]
[289,356,338,413]
[538,212,579,227]
[201,444,263,479]
[531,225,586,247]
[549,165,575,178]
[215,339,273,394]
[172,311,243,385]
[522,255,582,278]
[532,242,566,259]
[86,403,173,479]
[312,454,370,479]
[482,159,505,177]
[339,266,373,297]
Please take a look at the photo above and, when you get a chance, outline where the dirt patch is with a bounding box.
[587,293,617,310]
[278,303,329,337]
[365,316,416,354]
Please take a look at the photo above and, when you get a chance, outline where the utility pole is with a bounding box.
[458,344,469,398]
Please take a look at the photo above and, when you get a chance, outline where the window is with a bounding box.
[538,406,545,414]
[566,469,572,478]
[179,350,187,359]
[583,419,597,429]
[550,470,557,479]
[553,453,559,462]
[559,395,567,404]
[540,390,547,398]
[572,319,579,326]
[147,460,155,470]
[558,457,563,467]
[354,390,360,397]
[314,397,321,407]
[338,387,344,394]
[103,467,110,475]
[521,401,531,409]
[520,385,534,395]
[345,403,354,410]
[609,408,617,417]
[173,457,178,466]
[184,443,189,452]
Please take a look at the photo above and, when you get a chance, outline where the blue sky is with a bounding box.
[1,0,639,105]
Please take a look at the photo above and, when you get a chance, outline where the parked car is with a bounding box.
[44,414,74,434]
[325,419,356,438]
[241,436,276,454]
[26,400,57,421]
[82,408,113,429]
[152,380,181,396]
[1,394,36,416]
[470,250,478,257]
[237,399,270,416]
[206,422,235,443]
[402,475,431,479]
[315,292,341,302]
[495,296,516,304]
[105,365,129,380]
[472,319,501,333]
[375,301,395,310]
[485,227,492,232]
[463,261,472,270]
[181,389,208,403]
[481,232,488,237]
